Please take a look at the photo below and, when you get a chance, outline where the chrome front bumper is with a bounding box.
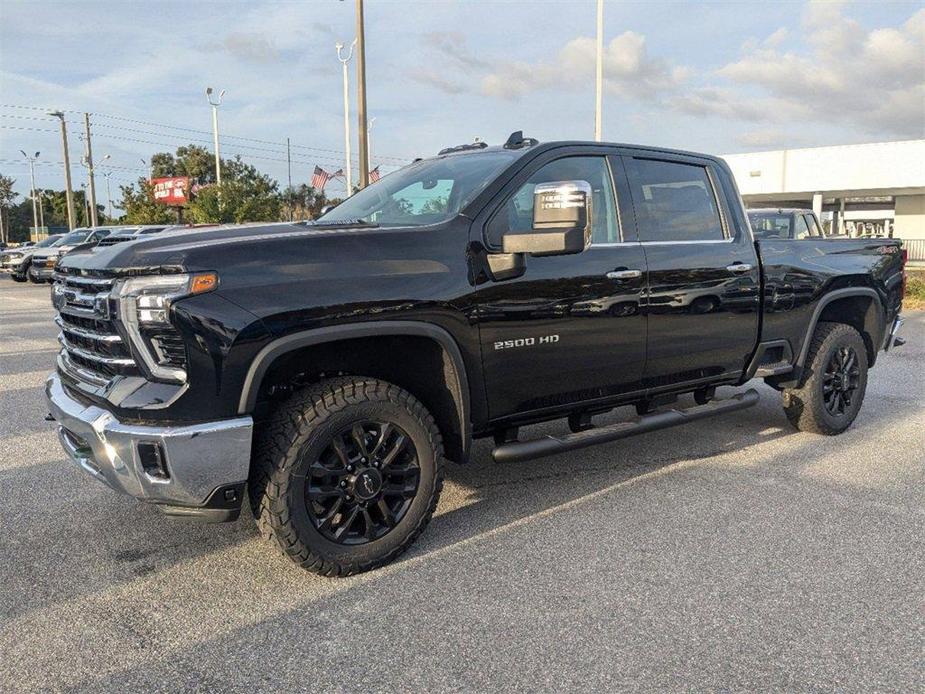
[46,373,253,520]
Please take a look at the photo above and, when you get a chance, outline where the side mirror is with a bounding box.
[502,181,592,257]
[319,204,334,217]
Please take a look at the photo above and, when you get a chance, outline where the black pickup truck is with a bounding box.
[46,133,907,576]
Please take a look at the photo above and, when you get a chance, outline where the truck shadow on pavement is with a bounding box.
[48,389,925,693]
[0,385,851,621]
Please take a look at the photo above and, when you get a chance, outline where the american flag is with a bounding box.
[369,166,381,183]
[311,166,335,191]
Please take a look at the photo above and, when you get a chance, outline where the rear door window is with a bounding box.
[794,214,811,239]
[804,214,822,237]
[626,158,725,242]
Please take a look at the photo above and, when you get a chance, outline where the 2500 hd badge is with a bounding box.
[494,334,560,350]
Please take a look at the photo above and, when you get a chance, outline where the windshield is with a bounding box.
[319,151,519,226]
[35,235,62,248]
[53,230,90,246]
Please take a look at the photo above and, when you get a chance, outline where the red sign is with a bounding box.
[151,177,190,206]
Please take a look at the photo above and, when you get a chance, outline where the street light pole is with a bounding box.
[206,87,225,186]
[37,190,45,230]
[141,158,152,180]
[48,111,77,230]
[103,172,114,221]
[20,150,40,238]
[355,0,370,189]
[594,0,603,141]
[100,155,113,221]
[336,40,357,194]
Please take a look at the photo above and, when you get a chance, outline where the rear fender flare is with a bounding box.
[795,288,883,368]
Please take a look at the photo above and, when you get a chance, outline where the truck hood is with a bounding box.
[56,221,432,277]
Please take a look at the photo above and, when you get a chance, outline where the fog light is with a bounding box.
[137,441,169,479]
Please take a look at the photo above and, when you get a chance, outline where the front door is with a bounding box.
[474,151,648,420]
[621,154,760,389]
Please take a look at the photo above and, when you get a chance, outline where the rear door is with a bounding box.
[474,150,648,420]
[622,154,760,389]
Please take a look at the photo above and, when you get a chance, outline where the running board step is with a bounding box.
[492,389,760,464]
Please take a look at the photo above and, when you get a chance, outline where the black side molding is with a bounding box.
[492,389,760,464]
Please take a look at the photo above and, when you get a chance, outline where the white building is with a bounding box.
[722,140,925,241]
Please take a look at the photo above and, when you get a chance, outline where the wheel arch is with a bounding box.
[239,321,471,463]
[796,288,884,369]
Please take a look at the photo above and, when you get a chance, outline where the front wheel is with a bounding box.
[249,376,444,576]
[783,322,868,435]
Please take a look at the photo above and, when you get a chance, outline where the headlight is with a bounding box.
[115,272,218,383]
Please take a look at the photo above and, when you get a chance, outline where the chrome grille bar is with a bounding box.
[53,270,140,387]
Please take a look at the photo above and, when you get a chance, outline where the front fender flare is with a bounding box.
[237,320,471,455]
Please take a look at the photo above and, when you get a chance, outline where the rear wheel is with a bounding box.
[783,322,868,435]
[249,376,444,576]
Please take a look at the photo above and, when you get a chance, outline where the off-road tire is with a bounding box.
[782,322,868,435]
[11,274,26,283]
[249,376,444,576]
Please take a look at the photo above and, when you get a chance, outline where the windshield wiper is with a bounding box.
[302,218,379,228]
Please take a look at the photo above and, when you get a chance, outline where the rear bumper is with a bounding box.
[46,373,253,521]
[884,316,904,351]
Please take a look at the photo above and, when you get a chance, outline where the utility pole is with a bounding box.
[356,0,370,189]
[48,111,77,230]
[206,87,225,186]
[336,40,357,193]
[286,137,293,221]
[20,150,40,239]
[83,113,99,227]
[367,117,376,171]
[594,0,603,141]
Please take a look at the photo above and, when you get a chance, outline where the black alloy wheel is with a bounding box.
[306,421,420,545]
[822,345,861,416]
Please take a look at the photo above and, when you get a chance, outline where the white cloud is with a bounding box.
[699,2,925,138]
[480,31,689,101]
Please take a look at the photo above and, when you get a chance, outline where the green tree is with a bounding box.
[120,180,176,225]
[282,183,340,220]
[0,173,17,243]
[186,156,281,224]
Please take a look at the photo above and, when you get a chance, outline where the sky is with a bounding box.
[0,0,922,203]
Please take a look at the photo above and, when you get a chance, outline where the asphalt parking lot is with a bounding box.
[0,277,922,693]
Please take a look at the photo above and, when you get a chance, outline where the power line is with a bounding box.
[1,103,411,162]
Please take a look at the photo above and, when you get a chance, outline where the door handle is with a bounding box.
[606,269,642,280]
[726,263,753,274]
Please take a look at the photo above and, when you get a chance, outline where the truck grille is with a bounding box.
[53,273,141,386]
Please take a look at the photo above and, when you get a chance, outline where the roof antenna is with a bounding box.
[504,130,539,149]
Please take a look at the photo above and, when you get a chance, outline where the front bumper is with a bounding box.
[46,373,253,521]
[30,264,55,281]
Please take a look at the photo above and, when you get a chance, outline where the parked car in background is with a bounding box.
[2,234,64,282]
[94,224,172,247]
[747,208,825,240]
[28,228,115,283]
